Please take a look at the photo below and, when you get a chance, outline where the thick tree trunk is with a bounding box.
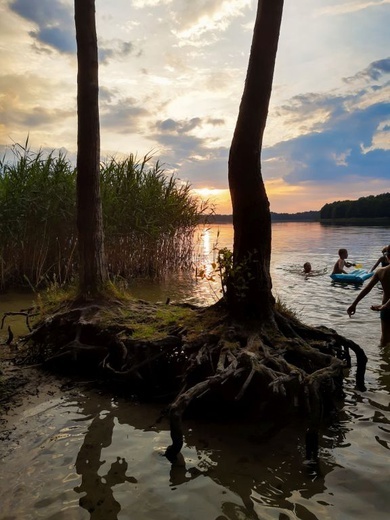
[75,0,108,295]
[227,0,284,320]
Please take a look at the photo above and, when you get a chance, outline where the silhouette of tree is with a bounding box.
[227,0,284,320]
[75,0,108,295]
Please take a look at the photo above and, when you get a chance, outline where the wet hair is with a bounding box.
[338,248,348,257]
[303,262,312,273]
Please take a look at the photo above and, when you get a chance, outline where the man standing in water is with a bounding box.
[347,246,390,346]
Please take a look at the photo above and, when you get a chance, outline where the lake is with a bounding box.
[1,222,390,520]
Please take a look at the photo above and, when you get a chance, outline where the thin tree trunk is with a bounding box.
[75,0,108,295]
[227,0,284,319]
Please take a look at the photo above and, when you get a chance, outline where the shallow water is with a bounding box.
[1,222,390,520]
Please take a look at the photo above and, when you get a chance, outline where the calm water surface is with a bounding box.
[1,222,390,520]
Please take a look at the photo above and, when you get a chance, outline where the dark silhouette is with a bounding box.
[370,246,389,272]
[74,411,137,519]
[320,192,390,222]
[227,0,284,319]
[75,0,108,295]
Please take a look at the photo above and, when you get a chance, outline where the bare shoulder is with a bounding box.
[377,265,390,283]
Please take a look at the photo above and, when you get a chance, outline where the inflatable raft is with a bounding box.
[330,268,374,283]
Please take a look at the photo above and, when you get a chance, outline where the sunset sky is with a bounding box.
[0,0,389,213]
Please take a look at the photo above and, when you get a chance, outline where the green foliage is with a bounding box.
[0,139,76,289]
[103,301,194,340]
[198,247,255,302]
[100,153,208,278]
[0,142,209,290]
[216,247,233,298]
[275,296,301,322]
[320,193,390,221]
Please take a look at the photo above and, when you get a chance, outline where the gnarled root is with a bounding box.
[18,299,367,464]
[164,316,362,462]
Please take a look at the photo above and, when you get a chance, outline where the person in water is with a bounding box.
[332,248,356,275]
[370,246,389,272]
[347,246,390,347]
[302,262,312,279]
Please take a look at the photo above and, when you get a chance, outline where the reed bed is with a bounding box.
[0,144,207,290]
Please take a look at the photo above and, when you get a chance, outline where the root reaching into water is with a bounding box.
[7,297,367,463]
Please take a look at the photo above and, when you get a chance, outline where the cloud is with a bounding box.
[132,0,172,7]
[264,98,390,185]
[0,73,74,140]
[9,0,75,53]
[155,117,202,134]
[9,0,139,64]
[343,57,390,83]
[317,0,390,16]
[9,0,72,27]
[138,116,230,186]
[100,97,150,133]
[262,57,390,189]
[99,40,139,65]
[172,0,251,44]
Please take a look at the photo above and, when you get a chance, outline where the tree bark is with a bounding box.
[227,0,284,320]
[75,0,108,295]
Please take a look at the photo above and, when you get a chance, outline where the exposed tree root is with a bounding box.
[8,298,367,463]
[1,307,39,337]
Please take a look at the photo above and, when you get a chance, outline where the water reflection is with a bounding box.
[67,394,353,520]
[75,410,137,519]
[182,420,340,520]
[378,345,390,391]
[1,370,389,519]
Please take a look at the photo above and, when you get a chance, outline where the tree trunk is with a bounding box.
[227,0,284,320]
[74,0,108,295]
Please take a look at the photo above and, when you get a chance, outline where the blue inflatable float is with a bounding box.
[330,268,374,283]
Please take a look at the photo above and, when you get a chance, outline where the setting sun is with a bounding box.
[192,187,232,214]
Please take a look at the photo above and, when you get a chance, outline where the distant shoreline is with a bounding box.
[203,214,390,225]
[319,217,390,226]
[203,211,319,224]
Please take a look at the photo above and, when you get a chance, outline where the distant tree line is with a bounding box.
[271,210,319,222]
[204,210,319,224]
[203,193,390,225]
[320,193,390,221]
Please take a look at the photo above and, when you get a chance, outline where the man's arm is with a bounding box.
[347,273,379,316]
[370,259,380,272]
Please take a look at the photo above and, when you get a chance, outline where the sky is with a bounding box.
[0,0,389,214]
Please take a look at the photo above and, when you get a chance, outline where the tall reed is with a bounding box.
[100,153,207,279]
[0,141,76,290]
[0,143,208,290]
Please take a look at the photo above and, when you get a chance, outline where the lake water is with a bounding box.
[1,222,390,520]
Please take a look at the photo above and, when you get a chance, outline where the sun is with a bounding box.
[192,187,232,214]
[193,187,220,198]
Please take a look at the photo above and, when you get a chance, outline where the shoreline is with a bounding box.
[0,345,73,445]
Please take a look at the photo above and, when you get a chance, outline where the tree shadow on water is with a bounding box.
[174,417,351,520]
[74,410,137,520]
[71,395,352,520]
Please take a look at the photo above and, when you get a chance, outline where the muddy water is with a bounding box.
[1,222,390,519]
